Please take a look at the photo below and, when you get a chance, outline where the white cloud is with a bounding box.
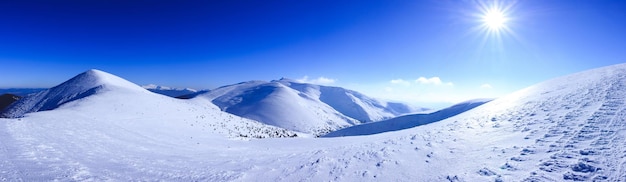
[297,76,336,85]
[480,84,493,89]
[390,79,411,86]
[415,77,453,86]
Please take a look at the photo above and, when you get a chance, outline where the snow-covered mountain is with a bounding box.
[194,78,424,136]
[277,79,425,121]
[0,69,297,138]
[1,69,148,118]
[324,98,492,137]
[142,84,198,98]
[3,63,626,181]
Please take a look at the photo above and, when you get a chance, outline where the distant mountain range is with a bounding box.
[141,84,199,98]
[0,94,21,111]
[0,69,431,137]
[0,88,46,96]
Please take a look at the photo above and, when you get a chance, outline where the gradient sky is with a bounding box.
[1,0,625,108]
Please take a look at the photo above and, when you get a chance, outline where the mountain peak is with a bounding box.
[85,68,104,74]
[65,69,144,92]
[1,69,145,118]
[79,69,112,82]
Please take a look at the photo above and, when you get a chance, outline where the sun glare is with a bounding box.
[483,8,507,31]
[473,1,516,42]
[470,1,519,60]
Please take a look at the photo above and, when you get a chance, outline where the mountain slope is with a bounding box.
[195,78,422,135]
[142,84,198,97]
[324,98,492,137]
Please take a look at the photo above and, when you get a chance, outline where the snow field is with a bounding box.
[2,64,626,180]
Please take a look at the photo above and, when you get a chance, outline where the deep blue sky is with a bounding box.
[1,0,625,107]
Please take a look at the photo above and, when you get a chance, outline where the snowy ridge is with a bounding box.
[1,69,148,118]
[467,64,624,180]
[276,79,426,122]
[323,98,492,137]
[195,78,421,136]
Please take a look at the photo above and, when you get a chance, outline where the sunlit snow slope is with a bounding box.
[195,78,422,136]
[2,63,626,181]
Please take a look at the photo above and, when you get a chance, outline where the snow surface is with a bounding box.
[2,63,626,181]
[323,98,492,137]
[195,78,423,136]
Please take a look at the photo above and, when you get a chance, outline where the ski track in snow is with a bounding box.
[509,72,626,181]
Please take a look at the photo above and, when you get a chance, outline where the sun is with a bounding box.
[471,1,518,54]
[482,8,508,31]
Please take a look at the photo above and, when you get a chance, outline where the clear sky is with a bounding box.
[1,0,625,108]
